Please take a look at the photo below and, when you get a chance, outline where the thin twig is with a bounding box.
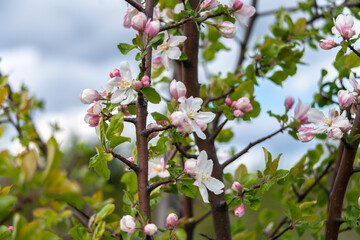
[112,151,139,172]
[148,178,175,192]
[174,142,198,159]
[141,125,174,137]
[269,223,294,240]
[192,210,212,226]
[124,117,136,124]
[125,0,145,12]
[203,89,234,107]
[348,45,360,58]
[209,119,228,141]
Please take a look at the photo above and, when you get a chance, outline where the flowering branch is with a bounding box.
[112,152,139,172]
[222,126,286,169]
[125,0,145,13]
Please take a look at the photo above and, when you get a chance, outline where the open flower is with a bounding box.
[332,14,356,39]
[172,96,216,139]
[105,61,135,105]
[193,151,224,203]
[153,31,187,70]
[148,158,170,180]
[338,90,356,110]
[230,0,256,26]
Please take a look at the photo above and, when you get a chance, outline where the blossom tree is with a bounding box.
[4,0,360,240]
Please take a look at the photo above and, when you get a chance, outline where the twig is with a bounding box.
[112,151,139,172]
[141,125,174,137]
[269,223,294,240]
[174,142,198,159]
[352,166,360,173]
[67,205,89,229]
[292,184,300,198]
[348,45,360,58]
[124,0,145,12]
[203,89,234,107]
[209,119,228,141]
[222,127,286,169]
[192,210,212,226]
[199,233,215,240]
[124,117,136,124]
[148,178,175,192]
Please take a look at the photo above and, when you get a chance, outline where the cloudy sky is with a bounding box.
[0,0,348,171]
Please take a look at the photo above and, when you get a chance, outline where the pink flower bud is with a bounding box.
[152,56,162,70]
[231,181,242,193]
[120,215,136,235]
[201,0,219,11]
[328,127,344,139]
[170,80,187,100]
[84,114,100,127]
[131,12,147,31]
[338,90,355,110]
[109,68,121,78]
[144,223,157,236]
[358,196,360,208]
[132,81,143,91]
[87,101,102,115]
[147,123,159,139]
[125,156,135,171]
[166,213,178,228]
[332,14,356,39]
[319,40,338,50]
[184,158,197,175]
[234,205,245,218]
[296,127,315,142]
[231,101,237,108]
[146,19,160,38]
[141,75,151,87]
[244,103,253,113]
[233,109,244,118]
[235,97,250,110]
[8,226,13,232]
[232,0,244,10]
[80,89,101,104]
[225,97,232,106]
[284,95,295,111]
[217,21,237,38]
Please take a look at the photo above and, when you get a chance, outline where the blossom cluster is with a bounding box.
[225,96,253,118]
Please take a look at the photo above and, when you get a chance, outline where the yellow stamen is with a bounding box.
[118,79,130,88]
[188,109,197,118]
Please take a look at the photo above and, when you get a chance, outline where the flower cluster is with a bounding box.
[225,97,253,118]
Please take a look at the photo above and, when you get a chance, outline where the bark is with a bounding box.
[182,0,231,239]
[325,112,360,239]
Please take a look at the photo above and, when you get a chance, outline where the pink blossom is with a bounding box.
[201,0,219,11]
[284,95,295,111]
[231,181,242,193]
[141,75,150,87]
[231,0,256,26]
[109,68,120,78]
[124,5,139,28]
[233,109,244,118]
[244,103,253,113]
[152,56,162,70]
[170,80,187,100]
[232,0,244,11]
[84,114,100,127]
[131,81,143,91]
[87,101,102,115]
[146,19,160,38]
[120,215,136,234]
[297,127,316,142]
[358,197,360,208]
[144,223,157,236]
[148,158,170,179]
[125,157,135,171]
[8,226,13,233]
[234,205,245,218]
[294,100,311,124]
[332,14,356,39]
[166,213,178,228]
[131,12,147,31]
[171,111,193,134]
[217,21,237,38]
[319,40,338,50]
[338,90,356,110]
[225,97,232,106]
[234,97,250,110]
[79,89,101,104]
[184,158,197,175]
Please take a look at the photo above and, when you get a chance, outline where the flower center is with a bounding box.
[118,79,130,88]
[153,164,162,172]
[201,171,211,183]
[158,42,169,51]
[187,109,197,118]
[324,118,332,126]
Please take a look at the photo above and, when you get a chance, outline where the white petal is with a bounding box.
[158,170,170,178]
[168,36,187,47]
[234,13,248,26]
[111,89,126,103]
[190,97,203,111]
[331,26,340,35]
[121,89,135,105]
[333,116,350,129]
[199,184,209,203]
[312,126,328,134]
[344,15,354,28]
[195,112,216,124]
[166,47,182,60]
[205,177,224,194]
[204,160,213,176]
[161,53,171,71]
[119,61,133,83]
[236,5,256,18]
[307,108,325,125]
[197,151,208,171]
[191,120,206,139]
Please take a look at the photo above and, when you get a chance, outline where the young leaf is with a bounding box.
[141,87,161,104]
[117,43,136,55]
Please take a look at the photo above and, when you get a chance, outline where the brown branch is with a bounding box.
[203,89,234,107]
[112,152,139,172]
[125,0,145,12]
[174,142,198,159]
[192,210,212,226]
[222,126,286,170]
[269,223,294,240]
[209,119,228,141]
[148,178,175,192]
[348,45,360,58]
[124,117,136,124]
[141,125,173,137]
[67,205,90,229]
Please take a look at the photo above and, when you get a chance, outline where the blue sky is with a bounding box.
[0,0,348,171]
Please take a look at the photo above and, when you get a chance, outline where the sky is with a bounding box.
[0,0,349,172]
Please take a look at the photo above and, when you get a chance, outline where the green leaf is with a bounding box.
[293,18,306,34]
[148,33,165,49]
[270,154,282,177]
[298,215,319,222]
[151,112,169,122]
[89,146,113,179]
[269,71,288,85]
[215,128,234,143]
[259,209,278,225]
[121,172,138,193]
[181,180,197,199]
[346,134,360,143]
[260,179,276,194]
[93,221,106,240]
[0,225,11,240]
[0,195,17,221]
[117,43,136,55]
[69,224,90,240]
[235,164,247,182]
[109,136,131,149]
[141,87,161,104]
[287,202,301,220]
[135,51,147,61]
[106,113,124,140]
[263,147,272,176]
[95,204,115,224]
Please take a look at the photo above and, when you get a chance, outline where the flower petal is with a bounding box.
[199,184,209,203]
[236,5,256,18]
[119,61,133,83]
[195,112,216,124]
[307,108,325,125]
[161,52,171,70]
[111,89,126,103]
[168,36,187,47]
[191,119,206,139]
[204,177,224,195]
[165,47,182,60]
[121,89,135,105]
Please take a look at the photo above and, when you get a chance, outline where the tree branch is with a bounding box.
[112,152,139,172]
[125,0,145,12]
[209,119,228,141]
[141,125,173,137]
[174,142,198,159]
[348,45,360,58]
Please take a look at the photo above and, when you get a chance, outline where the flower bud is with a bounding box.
[244,103,253,113]
[144,223,157,236]
[87,101,102,115]
[231,181,242,193]
[8,226,13,233]
[131,12,147,31]
[232,0,244,10]
[84,114,100,127]
[319,40,338,50]
[152,56,162,70]
[234,205,245,218]
[233,109,244,118]
[156,120,167,126]
[217,21,237,38]
[296,127,315,142]
[225,97,232,106]
[358,196,360,208]
[141,75,151,87]
[328,127,344,139]
[120,215,136,235]
[80,89,101,104]
[170,80,187,100]
[125,157,135,171]
[146,19,160,38]
[184,158,197,175]
[109,68,121,78]
[166,213,178,228]
[235,97,250,110]
[284,95,295,111]
[132,81,143,91]
[338,90,355,110]
[201,0,219,11]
